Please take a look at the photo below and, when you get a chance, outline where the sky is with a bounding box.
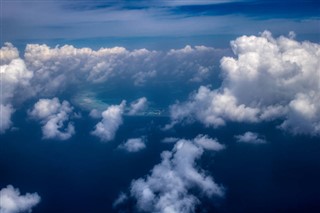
[1,1,320,213]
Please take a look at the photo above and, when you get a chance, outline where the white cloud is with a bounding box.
[0,185,40,213]
[194,134,226,151]
[0,58,34,103]
[235,132,266,144]
[0,43,19,65]
[128,97,148,115]
[91,101,126,142]
[125,135,224,213]
[170,87,260,128]
[22,43,219,95]
[0,104,15,134]
[0,43,34,134]
[0,42,220,135]
[119,138,146,152]
[29,98,75,140]
[169,31,320,135]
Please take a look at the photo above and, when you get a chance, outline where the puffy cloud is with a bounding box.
[119,138,146,152]
[0,104,15,134]
[0,185,40,213]
[123,135,224,213]
[169,31,320,135]
[235,132,266,144]
[0,43,34,133]
[0,43,19,65]
[29,98,75,140]
[194,134,226,151]
[128,97,148,115]
[0,42,221,135]
[0,58,34,103]
[91,101,126,142]
[21,43,220,94]
[170,87,260,128]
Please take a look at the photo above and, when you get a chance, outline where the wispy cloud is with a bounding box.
[2,0,319,41]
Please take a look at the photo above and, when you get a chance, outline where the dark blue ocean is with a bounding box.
[1,105,320,213]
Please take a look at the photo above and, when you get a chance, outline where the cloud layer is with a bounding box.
[118,135,225,213]
[0,185,41,213]
[23,44,219,93]
[169,31,320,135]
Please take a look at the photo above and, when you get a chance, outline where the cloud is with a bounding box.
[119,138,146,152]
[194,134,226,151]
[128,97,148,115]
[0,185,41,213]
[120,135,224,213]
[18,43,221,98]
[0,43,19,65]
[235,132,266,144]
[0,42,220,134]
[0,43,34,133]
[91,101,126,142]
[29,98,75,140]
[2,0,319,42]
[0,104,15,134]
[169,31,320,135]
[170,87,260,128]
[113,192,128,208]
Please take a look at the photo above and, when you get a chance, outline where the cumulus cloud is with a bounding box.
[0,43,34,133]
[235,132,266,144]
[119,137,146,152]
[91,101,126,142]
[0,185,40,213]
[0,43,19,65]
[128,97,148,115]
[29,98,75,140]
[22,44,219,95]
[169,87,260,128]
[119,135,224,213]
[0,42,221,135]
[169,31,320,135]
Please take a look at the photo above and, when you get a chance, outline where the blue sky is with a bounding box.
[2,0,319,43]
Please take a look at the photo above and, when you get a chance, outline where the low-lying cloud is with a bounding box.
[91,101,126,142]
[0,185,41,213]
[119,137,146,152]
[116,135,225,213]
[29,98,75,140]
[235,132,267,144]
